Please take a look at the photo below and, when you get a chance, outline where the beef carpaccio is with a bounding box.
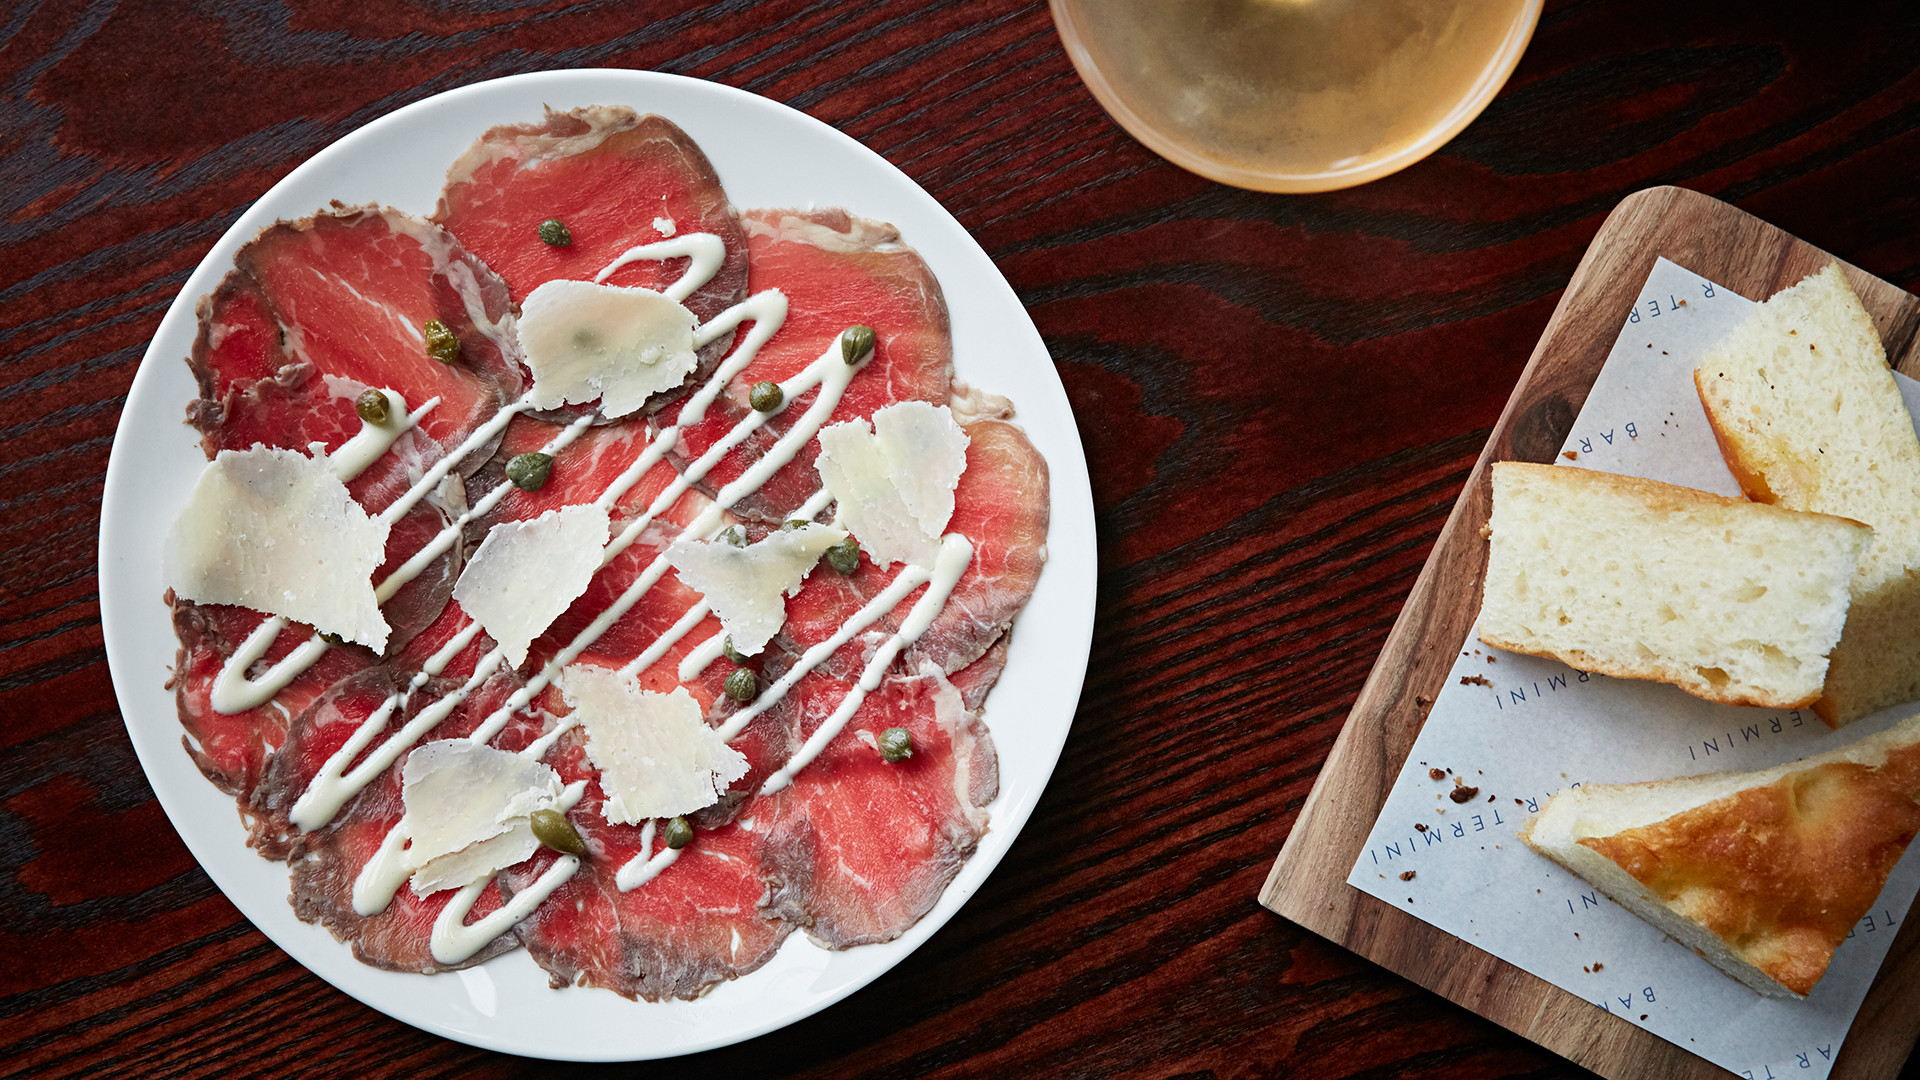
[162,106,1050,1002]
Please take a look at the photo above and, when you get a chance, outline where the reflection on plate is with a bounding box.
[99,69,1095,1062]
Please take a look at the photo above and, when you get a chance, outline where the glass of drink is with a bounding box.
[1051,0,1543,193]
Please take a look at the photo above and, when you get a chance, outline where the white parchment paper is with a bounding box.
[1346,258,1920,1080]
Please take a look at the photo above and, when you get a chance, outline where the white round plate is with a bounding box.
[98,69,1095,1062]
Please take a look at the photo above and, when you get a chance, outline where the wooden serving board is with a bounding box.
[1259,186,1920,1080]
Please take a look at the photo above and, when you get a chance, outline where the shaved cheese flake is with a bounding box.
[665,523,848,655]
[401,741,562,895]
[164,445,391,650]
[453,503,609,668]
[562,669,749,823]
[519,279,698,417]
[874,401,970,536]
[816,403,969,568]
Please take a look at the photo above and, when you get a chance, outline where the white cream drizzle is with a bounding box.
[428,778,588,965]
[613,818,680,891]
[352,318,874,915]
[759,534,973,795]
[595,234,726,304]
[324,389,428,481]
[209,239,733,715]
[276,235,980,955]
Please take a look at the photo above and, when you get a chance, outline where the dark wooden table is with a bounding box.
[8,1,1920,1076]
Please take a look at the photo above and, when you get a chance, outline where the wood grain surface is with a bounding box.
[7,1,1920,1077]
[1260,185,1920,1080]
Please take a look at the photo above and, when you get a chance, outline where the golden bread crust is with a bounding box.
[1475,631,1821,710]
[1579,742,1920,996]
[1693,367,1780,504]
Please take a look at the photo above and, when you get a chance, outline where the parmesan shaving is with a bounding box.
[163,445,391,650]
[453,504,610,668]
[401,740,562,895]
[816,403,969,568]
[518,279,698,417]
[665,523,848,655]
[562,669,749,823]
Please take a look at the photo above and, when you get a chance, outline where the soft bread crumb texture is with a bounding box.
[1523,709,1920,997]
[1695,264,1920,726]
[1479,462,1867,708]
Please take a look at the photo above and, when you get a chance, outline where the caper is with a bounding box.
[749,380,783,412]
[879,726,913,763]
[780,518,810,531]
[721,635,748,665]
[316,629,345,646]
[825,536,860,575]
[505,451,554,491]
[530,808,587,856]
[354,388,391,424]
[841,324,876,365]
[719,524,747,548]
[723,666,757,702]
[663,815,694,850]
[423,318,462,364]
[537,218,573,246]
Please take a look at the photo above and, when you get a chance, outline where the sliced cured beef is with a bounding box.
[673,209,952,521]
[907,419,1048,675]
[503,730,790,1000]
[463,414,705,537]
[434,107,749,414]
[170,601,373,804]
[189,205,523,468]
[185,204,523,653]
[770,419,1048,685]
[946,633,1011,712]
[759,668,996,948]
[532,514,708,674]
[250,606,520,851]
[517,509,800,805]
[283,666,541,973]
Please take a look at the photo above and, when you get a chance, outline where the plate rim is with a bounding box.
[98,67,1097,1062]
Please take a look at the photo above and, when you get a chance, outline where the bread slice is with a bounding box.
[1480,461,1868,708]
[1521,709,1920,997]
[1695,264,1920,727]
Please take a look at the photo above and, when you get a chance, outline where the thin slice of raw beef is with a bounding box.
[906,419,1048,676]
[463,414,707,537]
[514,504,800,808]
[502,726,791,1000]
[672,209,952,521]
[770,419,1047,690]
[946,633,1011,712]
[170,600,373,804]
[758,667,997,948]
[434,107,748,414]
[185,204,523,653]
[189,205,523,467]
[284,665,541,973]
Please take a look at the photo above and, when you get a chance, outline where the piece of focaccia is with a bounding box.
[1695,264,1920,727]
[1479,461,1869,709]
[1522,710,1920,997]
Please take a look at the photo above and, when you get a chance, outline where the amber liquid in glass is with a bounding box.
[1058,0,1536,187]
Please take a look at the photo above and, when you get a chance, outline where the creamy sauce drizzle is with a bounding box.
[352,316,874,914]
[429,779,588,965]
[595,234,727,304]
[613,818,680,891]
[760,534,973,794]
[278,236,978,949]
